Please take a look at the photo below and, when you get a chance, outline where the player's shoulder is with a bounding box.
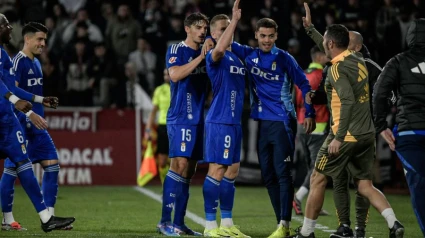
[168,41,187,55]
[12,51,28,69]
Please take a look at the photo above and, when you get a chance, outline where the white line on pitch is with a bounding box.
[133,186,206,226]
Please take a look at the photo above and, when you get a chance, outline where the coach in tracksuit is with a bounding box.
[373,18,425,237]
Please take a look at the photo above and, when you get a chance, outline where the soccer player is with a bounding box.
[156,12,210,236]
[373,18,425,237]
[294,24,404,238]
[145,68,171,184]
[293,46,329,217]
[0,15,75,232]
[0,22,72,231]
[202,1,250,237]
[206,17,316,238]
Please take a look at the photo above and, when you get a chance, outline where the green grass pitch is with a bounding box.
[1,186,421,237]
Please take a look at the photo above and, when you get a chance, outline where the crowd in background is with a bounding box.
[2,0,424,108]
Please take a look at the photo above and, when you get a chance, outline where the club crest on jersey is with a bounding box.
[272,62,276,71]
[181,142,186,152]
[168,57,177,64]
[21,144,27,154]
[223,149,229,159]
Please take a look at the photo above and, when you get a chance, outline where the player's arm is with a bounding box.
[303,3,325,52]
[212,0,241,62]
[284,53,315,118]
[331,63,355,142]
[373,56,399,134]
[230,42,254,61]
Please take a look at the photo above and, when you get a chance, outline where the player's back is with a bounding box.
[0,46,17,124]
[166,42,208,125]
[206,50,245,125]
[327,50,375,140]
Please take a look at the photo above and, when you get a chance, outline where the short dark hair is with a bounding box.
[184,12,209,27]
[22,22,48,36]
[325,24,349,49]
[255,18,278,31]
[310,45,323,58]
[210,14,229,29]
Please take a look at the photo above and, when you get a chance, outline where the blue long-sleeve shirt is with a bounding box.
[231,42,315,122]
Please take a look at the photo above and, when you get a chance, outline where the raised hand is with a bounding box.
[43,96,59,109]
[302,2,312,28]
[232,0,242,21]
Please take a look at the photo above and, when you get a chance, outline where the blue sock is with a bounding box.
[174,176,191,227]
[161,170,181,223]
[16,161,46,212]
[42,164,60,208]
[0,168,17,213]
[203,176,220,222]
[219,177,235,219]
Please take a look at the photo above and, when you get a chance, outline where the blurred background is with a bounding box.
[2,0,423,190]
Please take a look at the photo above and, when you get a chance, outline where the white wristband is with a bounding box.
[8,95,19,104]
[34,95,44,103]
[25,110,34,117]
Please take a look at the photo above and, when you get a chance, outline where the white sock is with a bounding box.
[205,220,218,230]
[48,207,55,216]
[220,218,234,228]
[381,208,397,228]
[39,209,52,223]
[296,186,309,201]
[3,212,15,224]
[300,217,316,236]
[280,220,290,228]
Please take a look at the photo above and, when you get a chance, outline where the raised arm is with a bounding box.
[212,0,241,62]
[303,3,325,52]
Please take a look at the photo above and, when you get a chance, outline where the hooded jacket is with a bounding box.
[373,19,425,134]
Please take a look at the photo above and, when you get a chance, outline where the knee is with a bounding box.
[170,158,188,175]
[224,163,240,180]
[356,179,373,196]
[208,164,227,181]
[40,160,59,168]
[333,178,349,192]
[310,170,327,189]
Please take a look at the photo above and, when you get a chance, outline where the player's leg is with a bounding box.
[30,132,61,217]
[0,159,24,231]
[217,124,250,237]
[159,124,202,236]
[354,187,370,237]
[350,136,404,238]
[157,125,170,185]
[294,125,309,216]
[0,122,74,232]
[395,134,425,237]
[297,135,352,237]
[268,120,296,238]
[257,120,280,225]
[330,169,354,238]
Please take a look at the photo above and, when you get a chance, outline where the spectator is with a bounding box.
[62,8,103,45]
[167,15,186,45]
[128,37,157,95]
[86,42,117,107]
[106,4,142,66]
[45,17,65,60]
[64,40,93,106]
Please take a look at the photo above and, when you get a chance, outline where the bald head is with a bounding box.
[348,31,363,52]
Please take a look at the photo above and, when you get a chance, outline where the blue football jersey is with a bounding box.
[205,50,245,124]
[0,46,17,124]
[166,42,208,125]
[12,52,44,117]
[231,42,315,122]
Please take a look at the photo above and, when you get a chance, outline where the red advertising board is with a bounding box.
[0,108,140,186]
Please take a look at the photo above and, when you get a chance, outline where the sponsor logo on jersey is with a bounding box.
[28,77,43,86]
[230,66,245,75]
[251,66,280,81]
